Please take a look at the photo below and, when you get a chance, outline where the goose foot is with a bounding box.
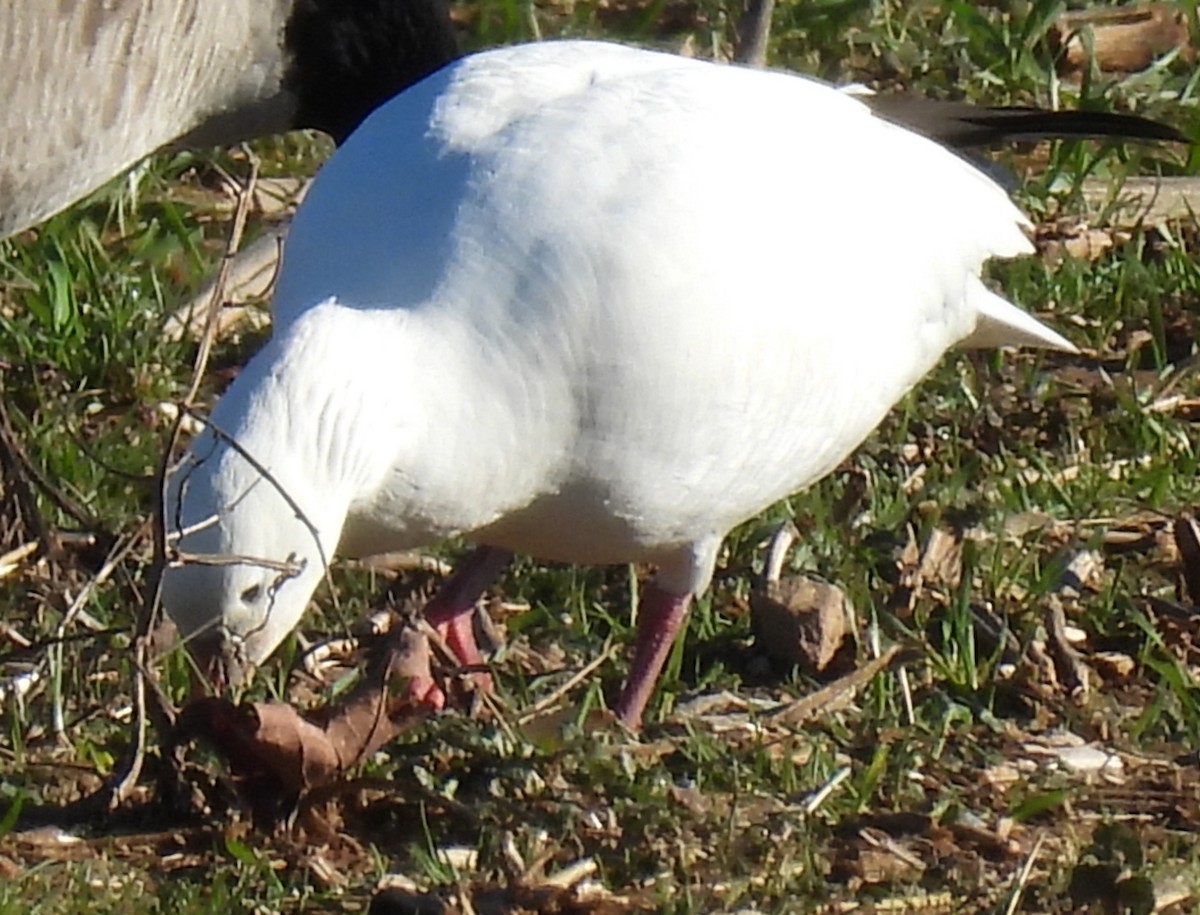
[403,545,512,708]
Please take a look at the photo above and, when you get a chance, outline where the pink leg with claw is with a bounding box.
[614,540,715,730]
[613,583,693,730]
[406,546,512,708]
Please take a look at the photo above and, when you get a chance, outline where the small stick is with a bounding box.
[0,541,38,580]
[1003,833,1045,915]
[734,0,775,67]
[803,765,851,815]
[49,520,150,744]
[516,641,617,725]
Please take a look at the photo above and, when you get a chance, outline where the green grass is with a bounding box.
[3,1,1200,912]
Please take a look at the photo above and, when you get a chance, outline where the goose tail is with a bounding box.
[960,285,1078,353]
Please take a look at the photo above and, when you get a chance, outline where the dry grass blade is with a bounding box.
[1002,833,1045,915]
[516,641,617,725]
[50,520,151,743]
[0,541,37,580]
[763,643,913,727]
[803,765,852,815]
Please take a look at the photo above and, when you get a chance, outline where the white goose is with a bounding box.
[0,0,456,238]
[161,40,1087,729]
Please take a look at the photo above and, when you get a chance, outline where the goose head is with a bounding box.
[160,306,406,689]
[162,426,344,688]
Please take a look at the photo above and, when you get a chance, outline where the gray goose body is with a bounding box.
[0,0,457,238]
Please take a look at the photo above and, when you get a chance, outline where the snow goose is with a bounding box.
[0,0,457,238]
[162,40,1088,730]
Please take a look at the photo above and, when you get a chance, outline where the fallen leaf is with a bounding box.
[751,522,850,671]
[176,625,433,821]
[752,574,848,671]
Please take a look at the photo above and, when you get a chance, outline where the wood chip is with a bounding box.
[1054,2,1192,73]
[1091,651,1136,679]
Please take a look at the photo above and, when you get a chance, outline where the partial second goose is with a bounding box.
[0,0,456,238]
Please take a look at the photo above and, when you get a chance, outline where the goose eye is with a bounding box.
[240,584,263,604]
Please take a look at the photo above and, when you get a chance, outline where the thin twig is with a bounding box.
[764,643,916,727]
[1003,833,1045,915]
[516,641,617,725]
[0,388,98,532]
[175,408,335,609]
[183,155,261,406]
[169,549,304,575]
[49,519,151,743]
[112,154,261,812]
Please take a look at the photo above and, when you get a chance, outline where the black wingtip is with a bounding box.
[970,107,1189,145]
[865,94,1189,149]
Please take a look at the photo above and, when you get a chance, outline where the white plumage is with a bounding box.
[163,41,1075,728]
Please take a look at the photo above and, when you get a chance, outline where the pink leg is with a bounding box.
[614,584,693,730]
[405,546,512,707]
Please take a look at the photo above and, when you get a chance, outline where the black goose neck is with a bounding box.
[285,0,462,144]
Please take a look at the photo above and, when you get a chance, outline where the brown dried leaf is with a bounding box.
[178,625,433,816]
[890,526,963,618]
[316,626,434,769]
[918,528,963,592]
[751,574,848,671]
